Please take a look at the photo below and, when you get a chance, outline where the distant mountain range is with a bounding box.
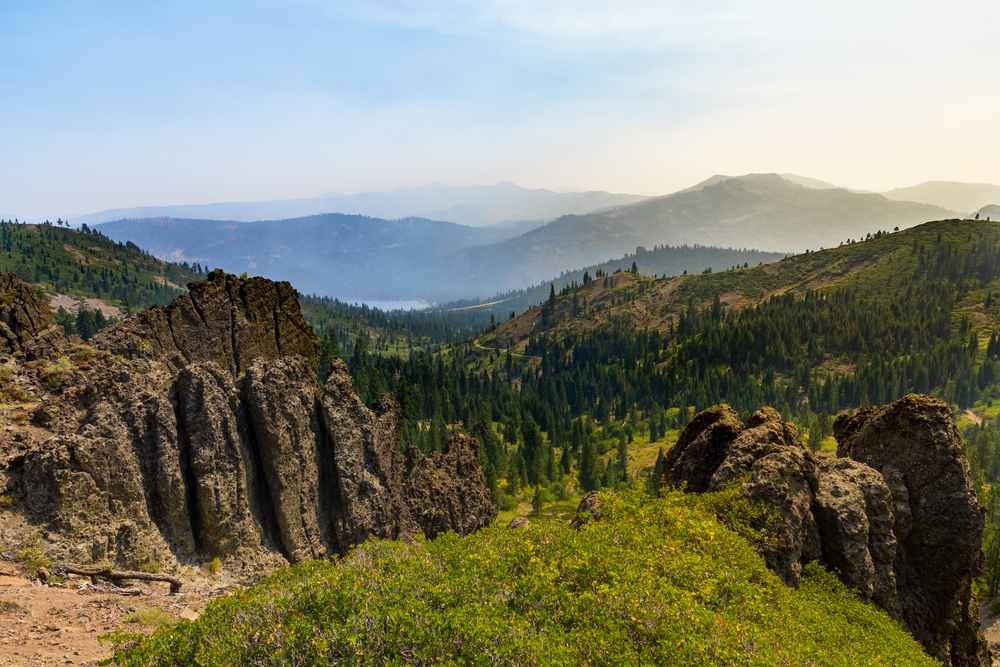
[68,182,649,228]
[93,174,960,303]
[880,181,1000,214]
[444,174,957,290]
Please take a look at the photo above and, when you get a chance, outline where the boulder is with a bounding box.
[812,457,896,608]
[661,404,743,492]
[569,491,603,529]
[0,274,68,357]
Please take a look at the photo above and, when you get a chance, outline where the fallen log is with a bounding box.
[39,565,183,594]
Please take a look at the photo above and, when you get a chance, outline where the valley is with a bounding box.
[9,2,1000,663]
[1,213,1000,664]
[87,173,954,304]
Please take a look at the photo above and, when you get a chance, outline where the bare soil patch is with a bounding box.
[0,562,230,666]
[62,247,88,266]
[46,295,120,319]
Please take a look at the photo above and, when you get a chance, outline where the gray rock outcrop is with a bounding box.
[403,433,496,540]
[659,396,989,667]
[2,272,496,584]
[0,274,70,357]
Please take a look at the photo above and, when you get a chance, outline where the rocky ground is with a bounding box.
[982,602,1000,666]
[0,561,231,666]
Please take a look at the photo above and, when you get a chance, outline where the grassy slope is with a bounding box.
[486,218,996,351]
[104,490,935,667]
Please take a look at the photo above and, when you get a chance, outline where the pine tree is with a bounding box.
[579,438,597,492]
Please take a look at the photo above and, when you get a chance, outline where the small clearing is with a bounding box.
[62,246,88,266]
[46,295,120,319]
[154,276,183,290]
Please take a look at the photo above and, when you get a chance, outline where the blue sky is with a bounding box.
[2,1,999,219]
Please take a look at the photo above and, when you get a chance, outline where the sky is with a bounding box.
[2,0,999,219]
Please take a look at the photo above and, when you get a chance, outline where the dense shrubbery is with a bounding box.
[102,490,934,666]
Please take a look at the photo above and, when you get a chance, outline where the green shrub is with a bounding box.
[497,494,518,511]
[138,558,160,574]
[102,489,936,666]
[40,357,73,391]
[124,609,174,629]
[0,526,50,577]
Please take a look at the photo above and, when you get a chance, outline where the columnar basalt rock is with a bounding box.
[2,273,495,585]
[834,395,988,666]
[659,396,990,667]
[321,359,409,552]
[93,270,320,376]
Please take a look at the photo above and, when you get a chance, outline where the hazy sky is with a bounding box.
[2,1,999,219]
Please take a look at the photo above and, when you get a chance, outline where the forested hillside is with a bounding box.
[0,220,199,309]
[423,242,786,325]
[0,219,205,339]
[342,219,1000,558]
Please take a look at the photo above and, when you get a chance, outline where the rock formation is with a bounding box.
[0,273,70,358]
[659,398,989,667]
[0,272,496,584]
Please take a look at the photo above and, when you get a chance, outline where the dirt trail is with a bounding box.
[0,562,228,666]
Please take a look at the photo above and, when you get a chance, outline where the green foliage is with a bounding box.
[0,525,50,577]
[124,609,174,629]
[964,417,1000,598]
[103,490,934,666]
[40,357,73,391]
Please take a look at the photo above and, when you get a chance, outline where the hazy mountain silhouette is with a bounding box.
[449,174,956,287]
[881,180,1000,214]
[94,174,958,302]
[70,182,648,228]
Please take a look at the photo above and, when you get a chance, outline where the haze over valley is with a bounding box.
[91,173,961,303]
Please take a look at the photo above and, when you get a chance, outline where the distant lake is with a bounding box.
[345,299,430,312]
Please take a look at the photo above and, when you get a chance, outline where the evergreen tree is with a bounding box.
[318,330,340,381]
[579,438,598,492]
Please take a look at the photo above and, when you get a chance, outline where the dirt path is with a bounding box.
[967,410,983,426]
[0,562,228,666]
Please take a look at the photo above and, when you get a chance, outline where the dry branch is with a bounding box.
[39,564,183,594]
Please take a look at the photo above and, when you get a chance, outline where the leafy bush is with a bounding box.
[103,490,935,666]
[497,494,518,512]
